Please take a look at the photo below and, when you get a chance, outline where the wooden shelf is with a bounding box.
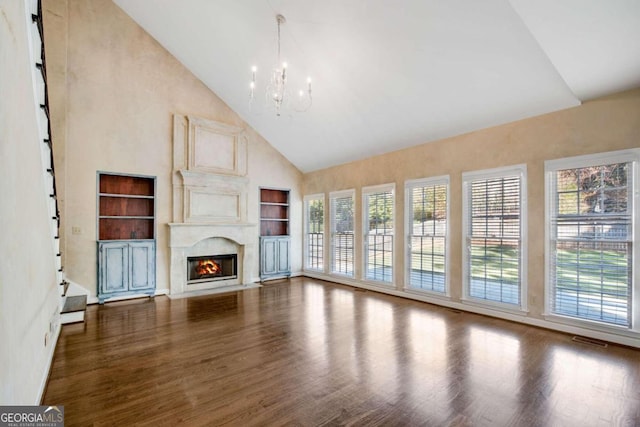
[260,188,289,236]
[260,188,288,204]
[99,216,155,219]
[99,174,154,196]
[260,202,289,206]
[99,193,154,199]
[99,196,154,217]
[98,173,156,240]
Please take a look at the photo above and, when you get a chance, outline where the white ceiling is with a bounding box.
[113,0,640,173]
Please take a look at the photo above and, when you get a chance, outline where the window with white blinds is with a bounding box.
[363,184,394,284]
[463,165,526,309]
[546,150,638,329]
[406,177,448,294]
[304,194,324,272]
[330,190,355,276]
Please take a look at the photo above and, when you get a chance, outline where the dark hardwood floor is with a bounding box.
[44,278,640,426]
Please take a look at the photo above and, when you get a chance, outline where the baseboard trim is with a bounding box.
[37,320,61,405]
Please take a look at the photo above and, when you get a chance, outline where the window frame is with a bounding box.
[404,175,450,296]
[544,149,640,333]
[362,183,395,285]
[329,189,356,278]
[303,193,325,272]
[462,164,528,312]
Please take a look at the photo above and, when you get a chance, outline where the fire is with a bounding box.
[195,259,221,276]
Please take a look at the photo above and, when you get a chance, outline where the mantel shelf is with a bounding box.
[168,222,257,228]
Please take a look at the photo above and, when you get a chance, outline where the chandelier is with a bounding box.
[250,14,312,116]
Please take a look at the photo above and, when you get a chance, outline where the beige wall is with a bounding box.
[0,0,61,403]
[303,88,640,342]
[41,0,639,343]
[44,0,303,299]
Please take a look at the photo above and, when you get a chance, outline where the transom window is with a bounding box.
[304,194,324,272]
[405,177,449,294]
[463,165,527,309]
[546,150,639,329]
[363,184,394,284]
[330,190,355,276]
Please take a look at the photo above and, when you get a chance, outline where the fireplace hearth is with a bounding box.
[187,254,237,284]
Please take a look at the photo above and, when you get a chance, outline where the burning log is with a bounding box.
[195,260,221,276]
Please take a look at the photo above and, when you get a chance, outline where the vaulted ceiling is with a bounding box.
[113,0,640,172]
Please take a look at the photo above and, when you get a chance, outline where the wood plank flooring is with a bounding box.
[43,278,640,426]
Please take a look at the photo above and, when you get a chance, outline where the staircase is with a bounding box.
[30,0,87,324]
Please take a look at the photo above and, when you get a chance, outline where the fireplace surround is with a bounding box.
[168,114,257,296]
[187,254,237,284]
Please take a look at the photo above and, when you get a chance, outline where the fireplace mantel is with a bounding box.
[169,114,256,297]
[167,222,257,296]
[168,222,256,249]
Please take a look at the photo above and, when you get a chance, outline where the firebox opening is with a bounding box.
[187,254,237,284]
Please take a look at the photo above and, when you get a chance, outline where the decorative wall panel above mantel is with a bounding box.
[172,115,249,224]
[186,115,247,176]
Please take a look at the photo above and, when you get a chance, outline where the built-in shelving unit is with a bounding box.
[98,173,155,240]
[260,188,289,236]
[97,172,156,303]
[259,188,291,280]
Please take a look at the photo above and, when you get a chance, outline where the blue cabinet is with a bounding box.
[260,236,290,281]
[259,188,290,281]
[98,240,155,303]
[97,172,156,303]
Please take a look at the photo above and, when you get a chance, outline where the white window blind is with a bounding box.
[304,195,324,271]
[363,185,394,283]
[463,166,526,308]
[406,178,448,293]
[330,191,354,276]
[548,158,634,327]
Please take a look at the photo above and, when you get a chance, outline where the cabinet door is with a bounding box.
[129,241,155,291]
[261,237,278,276]
[277,237,291,273]
[99,242,129,294]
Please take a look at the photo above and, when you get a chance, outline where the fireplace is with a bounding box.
[187,254,237,284]
[169,115,256,296]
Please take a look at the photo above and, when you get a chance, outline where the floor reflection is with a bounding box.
[549,345,638,425]
[48,279,640,426]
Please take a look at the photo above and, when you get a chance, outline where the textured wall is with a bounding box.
[0,0,61,403]
[304,88,640,329]
[44,0,303,298]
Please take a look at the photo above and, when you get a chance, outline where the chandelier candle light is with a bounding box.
[250,14,313,116]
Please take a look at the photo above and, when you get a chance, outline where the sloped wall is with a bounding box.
[44,0,303,299]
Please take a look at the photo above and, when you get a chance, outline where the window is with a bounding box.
[546,150,639,329]
[363,184,394,284]
[330,190,355,276]
[405,176,449,294]
[304,194,324,271]
[463,165,527,309]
